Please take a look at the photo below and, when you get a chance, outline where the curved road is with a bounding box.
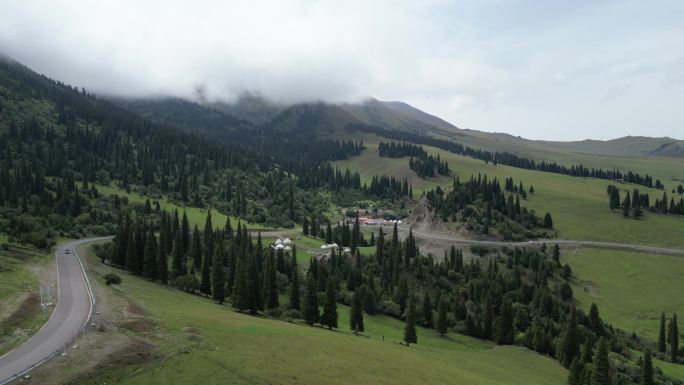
[0,237,108,385]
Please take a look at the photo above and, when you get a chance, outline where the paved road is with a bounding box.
[383,225,684,257]
[0,237,107,384]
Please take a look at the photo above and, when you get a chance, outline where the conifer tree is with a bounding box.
[181,211,190,254]
[231,256,249,311]
[437,295,448,335]
[589,303,602,336]
[669,313,679,362]
[143,229,158,280]
[211,239,226,303]
[567,357,583,385]
[191,225,202,269]
[200,244,212,296]
[303,270,319,325]
[641,349,654,385]
[495,299,514,345]
[560,307,580,367]
[321,276,338,330]
[591,337,611,385]
[543,212,553,228]
[422,291,433,328]
[289,254,301,311]
[247,252,263,314]
[204,210,214,265]
[350,288,364,333]
[404,292,417,346]
[658,311,667,353]
[125,227,137,274]
[157,236,168,285]
[552,244,560,263]
[265,249,279,310]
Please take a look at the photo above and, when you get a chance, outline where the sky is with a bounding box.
[1,0,683,141]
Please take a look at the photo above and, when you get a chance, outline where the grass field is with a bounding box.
[335,134,684,248]
[0,245,54,355]
[562,248,684,340]
[95,184,267,231]
[74,245,567,385]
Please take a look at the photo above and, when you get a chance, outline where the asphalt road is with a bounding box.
[0,237,107,385]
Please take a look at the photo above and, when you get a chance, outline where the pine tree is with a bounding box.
[641,349,654,385]
[560,307,580,367]
[669,313,679,362]
[247,252,263,314]
[265,249,279,310]
[231,255,249,311]
[589,303,602,336]
[211,239,226,303]
[552,244,560,263]
[567,357,583,385]
[543,212,553,228]
[203,210,214,265]
[191,225,202,269]
[181,211,190,254]
[422,291,433,328]
[321,276,338,330]
[350,288,364,333]
[436,295,448,335]
[303,270,319,325]
[143,229,158,280]
[495,299,514,345]
[404,293,418,346]
[658,311,667,353]
[591,337,611,385]
[568,357,584,385]
[289,254,301,311]
[200,244,212,296]
[157,236,168,285]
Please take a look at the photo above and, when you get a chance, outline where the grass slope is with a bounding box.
[562,248,684,340]
[335,134,684,248]
[562,248,684,380]
[81,246,566,385]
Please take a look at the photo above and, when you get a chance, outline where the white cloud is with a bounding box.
[1,0,683,140]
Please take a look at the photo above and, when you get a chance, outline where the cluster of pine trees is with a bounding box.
[425,175,553,240]
[302,215,371,251]
[378,141,450,178]
[351,124,662,189]
[607,185,684,218]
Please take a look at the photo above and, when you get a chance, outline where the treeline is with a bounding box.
[378,141,449,178]
[99,213,669,384]
[607,185,684,218]
[349,124,663,189]
[425,175,552,240]
[303,215,372,251]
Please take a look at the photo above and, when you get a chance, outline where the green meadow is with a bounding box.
[562,248,684,340]
[79,245,567,385]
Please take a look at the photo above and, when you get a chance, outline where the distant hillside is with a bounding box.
[538,136,680,157]
[339,98,458,136]
[210,94,285,125]
[265,102,362,137]
[648,140,684,158]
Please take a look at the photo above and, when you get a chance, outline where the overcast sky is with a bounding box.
[1,0,683,140]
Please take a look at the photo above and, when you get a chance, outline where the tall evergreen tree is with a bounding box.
[289,254,301,311]
[567,358,583,385]
[591,337,611,385]
[211,239,226,303]
[200,244,212,296]
[143,229,158,280]
[231,255,249,311]
[265,249,279,310]
[495,299,514,345]
[350,288,364,333]
[589,303,602,336]
[303,270,319,325]
[658,311,667,353]
[641,349,654,385]
[203,210,214,265]
[191,225,202,269]
[157,235,168,285]
[321,276,338,330]
[669,313,679,362]
[560,307,580,367]
[436,295,448,335]
[422,291,433,328]
[404,292,418,346]
[247,252,263,314]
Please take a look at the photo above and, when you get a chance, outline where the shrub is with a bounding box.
[283,309,302,320]
[104,273,122,285]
